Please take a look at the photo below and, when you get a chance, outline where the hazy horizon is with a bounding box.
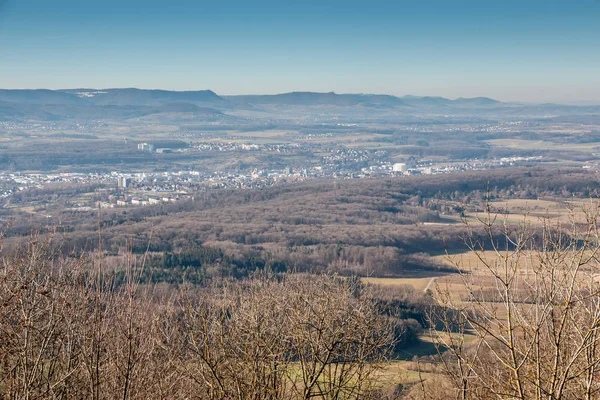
[2,87,600,106]
[1,0,599,103]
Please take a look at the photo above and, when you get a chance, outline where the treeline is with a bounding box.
[107,245,454,286]
[113,246,289,285]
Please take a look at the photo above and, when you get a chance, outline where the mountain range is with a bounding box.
[0,88,596,121]
[0,88,500,108]
[224,92,500,107]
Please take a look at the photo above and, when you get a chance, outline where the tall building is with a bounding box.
[118,176,130,188]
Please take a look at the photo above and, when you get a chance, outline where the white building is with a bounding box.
[137,143,155,152]
[117,176,130,188]
[392,163,407,172]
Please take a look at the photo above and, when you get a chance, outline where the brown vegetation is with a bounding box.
[418,202,600,399]
[0,238,410,399]
[6,167,598,283]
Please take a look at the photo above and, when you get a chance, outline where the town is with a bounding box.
[0,152,545,211]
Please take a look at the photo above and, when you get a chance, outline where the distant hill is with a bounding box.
[0,100,59,120]
[226,92,502,108]
[227,92,372,106]
[0,89,228,120]
[0,89,82,105]
[227,92,407,107]
[155,102,222,114]
[399,95,452,107]
[0,99,222,121]
[0,88,226,107]
[453,97,501,106]
[61,88,227,106]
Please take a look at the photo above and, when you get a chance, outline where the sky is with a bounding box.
[0,0,599,103]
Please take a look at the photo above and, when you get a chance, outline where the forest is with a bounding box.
[3,166,599,282]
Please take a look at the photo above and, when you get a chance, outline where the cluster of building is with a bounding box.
[360,157,543,178]
[95,194,184,209]
[137,142,155,152]
[137,142,180,154]
[0,155,546,207]
[191,142,306,153]
[321,148,385,168]
[0,172,106,198]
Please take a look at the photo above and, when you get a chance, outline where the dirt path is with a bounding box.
[423,277,436,293]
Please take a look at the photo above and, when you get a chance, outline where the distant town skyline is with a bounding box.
[0,0,599,103]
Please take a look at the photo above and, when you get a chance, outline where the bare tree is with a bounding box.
[424,201,600,400]
[0,234,396,399]
[179,275,395,399]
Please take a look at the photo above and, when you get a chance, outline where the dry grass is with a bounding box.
[362,277,435,292]
[432,250,535,273]
[462,198,599,226]
[377,332,480,394]
[377,361,434,390]
[433,250,559,303]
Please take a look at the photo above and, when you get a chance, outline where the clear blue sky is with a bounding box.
[0,0,599,102]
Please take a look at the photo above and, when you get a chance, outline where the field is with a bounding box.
[461,198,599,226]
[487,138,600,153]
[362,276,437,292]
